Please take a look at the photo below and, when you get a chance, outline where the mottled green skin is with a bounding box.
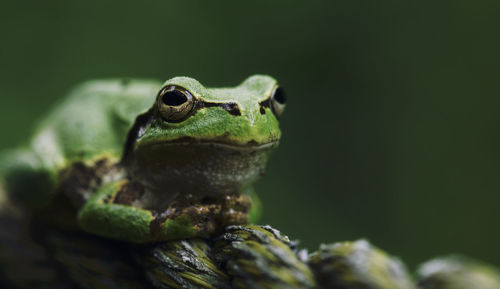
[0,75,282,243]
[138,76,280,147]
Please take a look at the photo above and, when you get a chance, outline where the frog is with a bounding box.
[0,75,286,243]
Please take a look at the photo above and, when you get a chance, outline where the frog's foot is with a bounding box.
[146,192,252,238]
[78,180,252,243]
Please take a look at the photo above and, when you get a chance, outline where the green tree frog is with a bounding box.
[0,75,286,243]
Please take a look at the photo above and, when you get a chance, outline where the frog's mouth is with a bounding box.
[135,137,279,152]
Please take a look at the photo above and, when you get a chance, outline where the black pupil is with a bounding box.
[273,87,286,104]
[162,90,187,106]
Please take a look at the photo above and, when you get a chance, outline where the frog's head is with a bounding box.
[125,75,286,197]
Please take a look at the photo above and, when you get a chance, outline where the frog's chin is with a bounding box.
[127,139,278,197]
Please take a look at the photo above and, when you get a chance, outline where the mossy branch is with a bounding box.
[1,201,500,289]
[138,225,500,289]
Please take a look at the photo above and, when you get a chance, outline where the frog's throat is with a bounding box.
[127,139,277,198]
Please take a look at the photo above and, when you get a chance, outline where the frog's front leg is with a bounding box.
[78,180,254,243]
[77,180,157,243]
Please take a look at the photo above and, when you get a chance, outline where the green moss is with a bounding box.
[418,256,500,289]
[308,239,416,289]
[162,216,197,239]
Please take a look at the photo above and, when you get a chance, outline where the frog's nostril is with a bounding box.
[162,91,187,106]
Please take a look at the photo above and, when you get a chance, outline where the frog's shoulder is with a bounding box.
[66,79,161,125]
[32,79,161,167]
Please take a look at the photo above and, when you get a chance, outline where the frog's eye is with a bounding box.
[157,85,196,122]
[270,86,287,117]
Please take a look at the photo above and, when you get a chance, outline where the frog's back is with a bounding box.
[0,79,160,206]
[31,79,161,169]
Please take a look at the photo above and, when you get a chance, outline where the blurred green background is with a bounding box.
[1,0,499,269]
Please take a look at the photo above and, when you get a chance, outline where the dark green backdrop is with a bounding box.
[1,0,499,269]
